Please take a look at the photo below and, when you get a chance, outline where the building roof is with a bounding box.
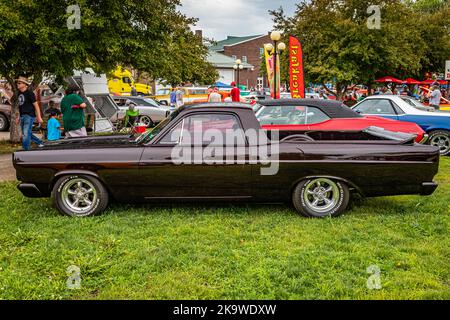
[209,35,266,51]
[206,51,253,69]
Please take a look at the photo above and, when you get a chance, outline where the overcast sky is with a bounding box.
[179,0,298,41]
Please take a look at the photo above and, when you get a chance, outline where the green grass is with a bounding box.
[0,141,21,154]
[0,158,449,300]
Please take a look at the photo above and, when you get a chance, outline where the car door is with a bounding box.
[353,99,399,120]
[138,111,252,199]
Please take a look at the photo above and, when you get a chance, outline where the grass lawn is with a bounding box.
[0,158,448,300]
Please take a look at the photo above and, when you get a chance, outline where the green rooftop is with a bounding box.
[209,35,265,51]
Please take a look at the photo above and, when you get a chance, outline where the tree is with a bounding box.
[270,0,448,98]
[0,0,217,143]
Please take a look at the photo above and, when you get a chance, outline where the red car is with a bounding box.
[256,99,426,143]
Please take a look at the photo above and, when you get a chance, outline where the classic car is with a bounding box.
[256,99,427,143]
[353,95,450,155]
[112,96,171,127]
[14,102,440,218]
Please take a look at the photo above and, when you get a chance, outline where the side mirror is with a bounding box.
[159,100,168,106]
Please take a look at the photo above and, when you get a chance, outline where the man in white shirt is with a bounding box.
[208,87,222,102]
[429,85,442,111]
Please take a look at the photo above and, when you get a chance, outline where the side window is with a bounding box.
[391,101,405,115]
[354,99,396,115]
[159,120,184,145]
[158,113,245,146]
[122,77,132,84]
[305,107,330,124]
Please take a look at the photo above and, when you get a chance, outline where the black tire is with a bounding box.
[428,130,450,156]
[292,178,350,218]
[52,175,109,217]
[139,115,154,128]
[0,113,9,132]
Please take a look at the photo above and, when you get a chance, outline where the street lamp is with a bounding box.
[265,31,286,99]
[233,59,244,87]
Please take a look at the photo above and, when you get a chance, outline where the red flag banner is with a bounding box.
[289,36,305,98]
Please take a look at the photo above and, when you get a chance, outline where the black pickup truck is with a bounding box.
[13,101,440,218]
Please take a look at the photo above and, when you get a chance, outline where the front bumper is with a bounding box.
[421,182,438,196]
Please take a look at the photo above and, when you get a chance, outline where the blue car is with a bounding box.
[353,95,450,155]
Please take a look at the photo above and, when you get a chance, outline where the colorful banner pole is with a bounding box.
[264,46,280,99]
[289,36,305,98]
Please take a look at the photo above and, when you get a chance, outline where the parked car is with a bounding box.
[0,102,11,132]
[112,96,171,127]
[256,99,427,143]
[14,102,439,218]
[353,95,450,155]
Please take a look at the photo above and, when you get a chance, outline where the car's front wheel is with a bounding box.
[52,175,109,217]
[292,178,350,218]
[428,130,450,156]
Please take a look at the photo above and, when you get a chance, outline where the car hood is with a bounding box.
[41,135,138,150]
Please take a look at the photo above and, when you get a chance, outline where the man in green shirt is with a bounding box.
[60,85,87,138]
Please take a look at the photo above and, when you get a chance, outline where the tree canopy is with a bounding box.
[0,0,218,142]
[270,0,450,96]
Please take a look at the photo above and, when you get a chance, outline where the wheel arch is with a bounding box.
[290,175,364,197]
[50,170,113,199]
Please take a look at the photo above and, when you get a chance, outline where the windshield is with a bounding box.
[400,97,430,111]
[128,97,160,107]
[135,109,180,144]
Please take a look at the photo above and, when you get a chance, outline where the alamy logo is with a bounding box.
[367,5,381,30]
[67,4,81,30]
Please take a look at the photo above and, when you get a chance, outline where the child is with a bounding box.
[47,109,61,141]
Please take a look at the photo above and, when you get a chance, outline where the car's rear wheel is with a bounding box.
[139,115,154,128]
[0,113,9,131]
[52,175,109,217]
[428,130,450,156]
[292,178,350,218]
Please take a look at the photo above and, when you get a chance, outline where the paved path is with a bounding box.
[0,154,15,182]
[0,132,9,141]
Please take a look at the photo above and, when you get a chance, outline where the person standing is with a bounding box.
[16,76,44,150]
[429,85,442,111]
[230,82,240,102]
[175,86,184,108]
[208,87,222,102]
[170,87,177,109]
[46,109,61,141]
[61,85,88,138]
[130,85,138,96]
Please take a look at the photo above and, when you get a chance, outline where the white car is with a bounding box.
[353,95,450,155]
[112,97,171,127]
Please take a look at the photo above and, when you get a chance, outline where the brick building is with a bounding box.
[210,34,271,90]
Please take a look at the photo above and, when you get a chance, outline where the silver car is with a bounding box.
[112,96,171,127]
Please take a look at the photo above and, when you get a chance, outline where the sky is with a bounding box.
[178,0,298,41]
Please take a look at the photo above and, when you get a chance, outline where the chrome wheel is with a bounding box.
[303,178,340,214]
[61,178,98,216]
[140,116,153,127]
[430,134,450,155]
